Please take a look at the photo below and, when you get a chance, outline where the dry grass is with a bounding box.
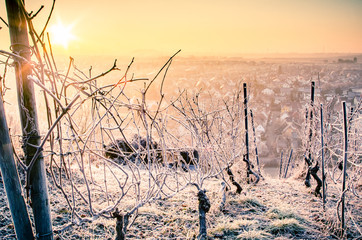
[236,229,272,240]
[266,207,305,222]
[237,196,265,209]
[267,218,306,235]
[210,216,258,234]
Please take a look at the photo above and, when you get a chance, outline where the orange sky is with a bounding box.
[1,0,362,57]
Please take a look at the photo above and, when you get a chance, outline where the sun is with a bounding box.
[49,21,76,49]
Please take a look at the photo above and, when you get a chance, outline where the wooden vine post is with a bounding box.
[284,149,293,178]
[320,104,326,210]
[243,83,250,177]
[304,81,315,187]
[279,151,283,178]
[242,83,259,183]
[0,96,34,239]
[308,81,315,163]
[5,0,53,239]
[341,102,348,235]
[250,109,261,176]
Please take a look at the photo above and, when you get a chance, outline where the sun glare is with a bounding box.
[49,21,76,49]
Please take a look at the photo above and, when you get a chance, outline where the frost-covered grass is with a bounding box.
[0,171,360,239]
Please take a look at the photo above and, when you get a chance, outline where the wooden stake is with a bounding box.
[0,96,34,239]
[284,149,293,178]
[250,109,261,176]
[304,81,315,187]
[341,102,348,234]
[279,151,283,179]
[308,81,315,163]
[5,0,53,239]
[242,83,259,183]
[243,83,250,176]
[320,104,326,210]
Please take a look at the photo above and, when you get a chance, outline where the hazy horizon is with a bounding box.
[1,0,362,58]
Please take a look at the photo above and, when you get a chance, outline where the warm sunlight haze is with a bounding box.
[49,20,76,49]
[0,0,361,239]
[1,0,361,57]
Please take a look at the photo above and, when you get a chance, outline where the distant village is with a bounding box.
[248,57,361,161]
[163,55,362,163]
